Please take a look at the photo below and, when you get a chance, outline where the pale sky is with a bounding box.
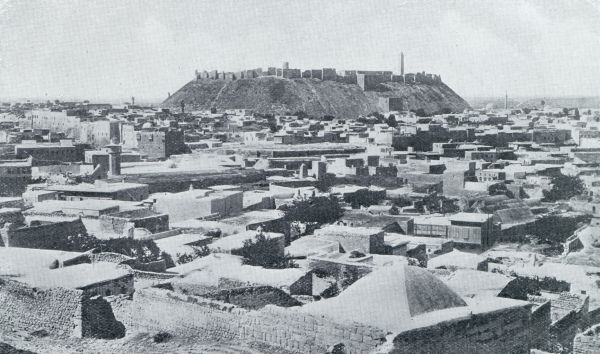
[1,0,599,103]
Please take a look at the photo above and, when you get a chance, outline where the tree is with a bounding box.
[315,173,336,192]
[268,120,279,133]
[543,174,585,202]
[528,214,591,245]
[412,108,428,117]
[293,110,309,119]
[386,114,398,127]
[446,115,459,125]
[234,232,297,269]
[282,196,343,233]
[344,189,383,209]
[39,232,165,263]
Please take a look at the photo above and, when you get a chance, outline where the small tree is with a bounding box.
[386,114,398,128]
[344,189,382,209]
[235,233,297,269]
[283,196,343,226]
[543,174,585,202]
[315,173,336,192]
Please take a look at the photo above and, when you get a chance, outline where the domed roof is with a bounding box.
[142,122,153,130]
[300,265,469,332]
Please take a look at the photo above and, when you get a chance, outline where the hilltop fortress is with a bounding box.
[194,55,443,91]
[164,54,468,117]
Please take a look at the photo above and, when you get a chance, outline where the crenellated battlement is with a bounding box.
[194,58,442,91]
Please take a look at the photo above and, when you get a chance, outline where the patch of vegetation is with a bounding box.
[153,331,173,343]
[234,232,297,269]
[282,196,343,233]
[527,214,591,245]
[175,246,211,265]
[45,233,165,263]
[543,174,585,202]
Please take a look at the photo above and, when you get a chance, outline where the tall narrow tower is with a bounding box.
[400,52,405,76]
[505,91,508,110]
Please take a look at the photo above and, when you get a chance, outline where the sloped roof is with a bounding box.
[300,265,468,332]
[494,207,536,228]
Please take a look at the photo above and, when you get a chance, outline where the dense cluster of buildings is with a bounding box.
[2,97,600,353]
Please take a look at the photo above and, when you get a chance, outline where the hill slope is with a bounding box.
[162,76,470,117]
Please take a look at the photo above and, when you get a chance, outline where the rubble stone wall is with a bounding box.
[390,306,531,354]
[0,278,83,337]
[574,324,600,354]
[129,288,385,353]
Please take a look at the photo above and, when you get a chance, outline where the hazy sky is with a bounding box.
[1,0,599,103]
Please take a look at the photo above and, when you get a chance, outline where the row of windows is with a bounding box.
[0,167,30,175]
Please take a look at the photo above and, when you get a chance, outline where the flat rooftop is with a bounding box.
[47,181,147,193]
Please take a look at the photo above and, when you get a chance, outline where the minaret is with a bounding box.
[505,91,508,110]
[106,138,122,177]
[400,52,405,76]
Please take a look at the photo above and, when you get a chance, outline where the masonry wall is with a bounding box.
[574,324,600,354]
[0,278,83,337]
[129,288,386,354]
[390,306,531,354]
[530,300,552,349]
[3,218,87,248]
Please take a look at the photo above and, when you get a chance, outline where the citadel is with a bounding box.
[194,53,443,91]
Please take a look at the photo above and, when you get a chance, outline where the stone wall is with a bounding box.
[530,299,552,349]
[0,277,128,339]
[3,218,87,248]
[574,324,600,354]
[0,278,83,337]
[128,288,386,353]
[390,306,531,354]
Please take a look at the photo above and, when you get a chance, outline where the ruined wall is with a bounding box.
[0,278,84,337]
[390,306,531,354]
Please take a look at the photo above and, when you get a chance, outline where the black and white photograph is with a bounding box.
[1,0,600,353]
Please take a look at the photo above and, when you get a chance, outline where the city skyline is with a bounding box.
[1,0,599,101]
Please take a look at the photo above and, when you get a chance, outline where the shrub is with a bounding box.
[234,232,297,269]
[543,174,585,202]
[153,331,173,343]
[175,246,211,265]
[282,196,343,227]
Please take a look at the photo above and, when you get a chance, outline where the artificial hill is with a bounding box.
[162,76,471,118]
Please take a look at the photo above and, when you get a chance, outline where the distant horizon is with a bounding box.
[1,0,600,101]
[3,94,600,108]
